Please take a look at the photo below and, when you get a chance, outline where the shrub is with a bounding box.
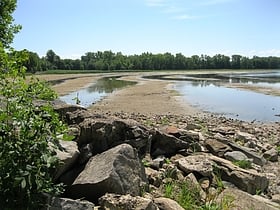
[0,46,65,208]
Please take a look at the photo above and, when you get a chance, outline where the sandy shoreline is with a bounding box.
[36,71,280,118]
[36,73,200,116]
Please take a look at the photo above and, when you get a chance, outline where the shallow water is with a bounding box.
[171,71,280,122]
[175,81,280,122]
[59,76,136,107]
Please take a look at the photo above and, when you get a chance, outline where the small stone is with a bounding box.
[199,177,210,190]
[263,148,278,162]
[224,151,249,162]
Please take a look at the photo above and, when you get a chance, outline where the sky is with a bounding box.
[12,0,280,59]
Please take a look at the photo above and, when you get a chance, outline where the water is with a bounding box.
[59,76,136,107]
[171,71,280,122]
[175,81,280,122]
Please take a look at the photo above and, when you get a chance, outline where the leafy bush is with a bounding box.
[0,46,65,208]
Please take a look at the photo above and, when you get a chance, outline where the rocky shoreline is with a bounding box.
[45,100,280,209]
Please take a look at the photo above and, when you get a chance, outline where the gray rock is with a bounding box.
[272,194,280,204]
[235,131,257,143]
[176,153,269,195]
[44,196,95,210]
[263,148,278,162]
[218,188,280,210]
[204,138,232,157]
[154,197,184,210]
[67,144,147,202]
[78,118,150,157]
[208,154,269,194]
[175,154,213,177]
[224,151,249,162]
[150,130,189,158]
[228,142,266,166]
[185,173,206,201]
[99,193,158,210]
[212,126,235,135]
[54,140,80,180]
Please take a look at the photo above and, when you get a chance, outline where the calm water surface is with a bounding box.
[60,76,136,107]
[172,71,280,122]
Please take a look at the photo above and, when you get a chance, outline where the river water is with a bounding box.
[60,71,280,122]
[172,71,280,122]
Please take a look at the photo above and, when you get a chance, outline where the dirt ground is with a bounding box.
[36,73,200,116]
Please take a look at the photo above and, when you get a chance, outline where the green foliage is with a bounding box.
[233,160,252,169]
[0,0,22,48]
[163,179,234,210]
[163,180,201,209]
[0,45,65,208]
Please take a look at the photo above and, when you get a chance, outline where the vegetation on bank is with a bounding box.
[0,0,67,208]
[24,49,280,73]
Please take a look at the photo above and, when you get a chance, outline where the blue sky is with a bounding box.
[12,0,280,59]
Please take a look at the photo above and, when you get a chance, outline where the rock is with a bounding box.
[65,109,95,125]
[185,123,202,130]
[224,151,249,162]
[164,126,180,138]
[178,130,200,142]
[208,154,269,194]
[54,140,80,180]
[50,99,86,118]
[150,156,166,170]
[228,142,266,166]
[199,177,210,190]
[154,197,184,210]
[43,196,95,210]
[176,153,269,195]
[145,167,162,187]
[235,130,257,143]
[78,118,150,157]
[66,144,147,202]
[263,148,278,162]
[150,130,189,158]
[99,193,158,210]
[212,126,235,135]
[204,138,232,157]
[185,173,206,201]
[218,188,280,210]
[272,194,280,204]
[175,154,213,177]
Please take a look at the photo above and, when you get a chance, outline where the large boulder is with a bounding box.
[43,196,95,210]
[77,118,150,157]
[176,153,269,195]
[99,193,158,210]
[66,144,147,202]
[54,140,80,180]
[149,130,190,158]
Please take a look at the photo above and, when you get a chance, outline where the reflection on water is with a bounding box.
[175,81,280,122]
[146,71,280,122]
[60,76,136,107]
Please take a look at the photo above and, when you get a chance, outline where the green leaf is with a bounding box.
[21,178,26,189]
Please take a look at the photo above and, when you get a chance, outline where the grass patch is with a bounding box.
[162,179,234,210]
[233,160,252,169]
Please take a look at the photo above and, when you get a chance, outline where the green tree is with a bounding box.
[0,0,21,48]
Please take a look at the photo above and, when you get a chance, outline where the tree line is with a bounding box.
[23,49,280,73]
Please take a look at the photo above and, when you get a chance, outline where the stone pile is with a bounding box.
[45,101,280,209]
